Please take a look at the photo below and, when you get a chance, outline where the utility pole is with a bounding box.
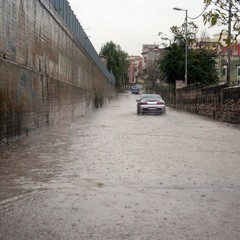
[227,0,232,85]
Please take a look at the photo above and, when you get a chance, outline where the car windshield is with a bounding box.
[140,94,162,100]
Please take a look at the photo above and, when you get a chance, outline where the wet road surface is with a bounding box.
[1,92,240,240]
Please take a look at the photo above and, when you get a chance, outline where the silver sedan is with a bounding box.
[136,94,166,115]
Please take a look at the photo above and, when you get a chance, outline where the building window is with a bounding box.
[237,66,240,77]
[222,66,227,76]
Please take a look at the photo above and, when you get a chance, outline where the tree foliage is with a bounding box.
[170,21,198,47]
[100,41,129,87]
[159,22,218,85]
[188,49,219,85]
[159,43,184,84]
[203,0,240,44]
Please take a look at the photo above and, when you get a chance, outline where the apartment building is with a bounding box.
[196,34,240,85]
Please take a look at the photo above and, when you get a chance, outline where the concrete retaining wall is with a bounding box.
[0,0,116,143]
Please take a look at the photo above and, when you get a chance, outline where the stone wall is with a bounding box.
[159,84,240,124]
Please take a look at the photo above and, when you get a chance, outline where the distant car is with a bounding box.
[136,94,166,115]
[131,85,140,94]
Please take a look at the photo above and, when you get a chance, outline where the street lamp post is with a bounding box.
[173,7,188,86]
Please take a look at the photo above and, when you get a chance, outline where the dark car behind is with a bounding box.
[131,85,140,94]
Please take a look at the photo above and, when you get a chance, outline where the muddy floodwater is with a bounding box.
[1,92,240,240]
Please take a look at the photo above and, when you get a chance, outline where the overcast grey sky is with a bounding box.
[68,0,222,56]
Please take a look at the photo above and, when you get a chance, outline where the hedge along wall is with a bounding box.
[0,0,116,143]
[173,84,240,124]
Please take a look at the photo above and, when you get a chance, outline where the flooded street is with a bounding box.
[1,92,240,240]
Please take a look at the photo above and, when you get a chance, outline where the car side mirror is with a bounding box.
[136,100,140,102]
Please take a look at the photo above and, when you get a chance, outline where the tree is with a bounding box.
[159,43,184,85]
[100,41,129,87]
[170,21,198,47]
[203,0,240,85]
[188,48,218,85]
[203,0,240,44]
[159,22,218,85]
[118,50,130,86]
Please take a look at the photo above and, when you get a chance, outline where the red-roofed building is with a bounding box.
[129,56,142,84]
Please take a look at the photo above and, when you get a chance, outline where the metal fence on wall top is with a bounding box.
[48,0,115,85]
